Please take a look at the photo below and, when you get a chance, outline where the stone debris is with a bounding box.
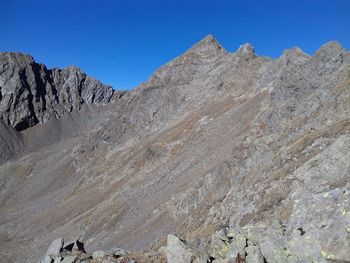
[39,239,141,263]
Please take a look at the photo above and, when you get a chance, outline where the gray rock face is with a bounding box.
[160,235,200,263]
[41,238,64,262]
[0,52,116,131]
[1,35,350,263]
[92,250,106,259]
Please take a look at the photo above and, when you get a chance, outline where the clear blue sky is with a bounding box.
[2,0,349,90]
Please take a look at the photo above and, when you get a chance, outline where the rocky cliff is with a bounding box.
[0,36,349,263]
[0,52,116,131]
[0,52,123,164]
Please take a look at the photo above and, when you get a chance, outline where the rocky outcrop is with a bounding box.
[0,52,117,131]
[38,238,162,263]
[160,235,202,263]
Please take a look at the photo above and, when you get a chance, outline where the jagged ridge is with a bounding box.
[0,52,117,131]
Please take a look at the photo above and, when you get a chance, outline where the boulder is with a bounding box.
[43,238,64,261]
[63,239,86,255]
[161,234,200,263]
[92,250,106,259]
[245,242,265,263]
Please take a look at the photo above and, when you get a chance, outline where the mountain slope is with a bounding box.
[0,36,349,263]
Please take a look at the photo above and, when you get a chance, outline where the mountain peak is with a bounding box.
[319,40,343,50]
[315,41,345,58]
[187,34,226,55]
[279,47,310,64]
[236,43,256,59]
[197,34,217,44]
[0,52,35,66]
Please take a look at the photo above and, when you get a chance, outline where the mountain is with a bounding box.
[0,36,349,263]
[0,52,118,130]
[0,52,126,164]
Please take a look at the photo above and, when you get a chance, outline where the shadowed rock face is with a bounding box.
[0,52,123,164]
[0,35,350,263]
[0,52,116,131]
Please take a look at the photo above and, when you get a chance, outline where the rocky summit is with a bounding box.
[0,35,349,263]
